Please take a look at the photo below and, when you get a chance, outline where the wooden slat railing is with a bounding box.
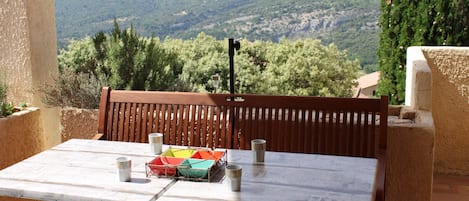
[98,87,387,155]
[224,94,386,158]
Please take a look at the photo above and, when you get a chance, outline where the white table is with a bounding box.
[0,139,173,201]
[0,139,377,201]
[159,150,377,201]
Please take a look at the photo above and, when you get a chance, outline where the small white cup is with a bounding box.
[116,157,131,182]
[251,139,266,163]
[148,133,163,155]
[225,164,242,192]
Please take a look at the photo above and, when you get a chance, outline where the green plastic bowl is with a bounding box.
[177,159,215,178]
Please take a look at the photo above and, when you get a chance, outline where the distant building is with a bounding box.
[354,71,380,98]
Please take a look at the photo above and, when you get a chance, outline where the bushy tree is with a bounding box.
[164,35,359,96]
[164,33,230,93]
[262,39,359,97]
[50,22,361,108]
[93,21,183,90]
[58,37,98,74]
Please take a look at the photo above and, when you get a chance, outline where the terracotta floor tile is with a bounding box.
[433,175,469,185]
[453,185,469,195]
[432,183,455,194]
[432,174,469,201]
[432,193,469,201]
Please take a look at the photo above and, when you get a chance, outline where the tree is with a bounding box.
[91,21,183,91]
[378,0,469,104]
[262,39,359,97]
[52,22,361,109]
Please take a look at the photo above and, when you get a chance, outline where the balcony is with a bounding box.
[1,1,469,201]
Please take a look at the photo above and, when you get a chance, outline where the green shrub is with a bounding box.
[0,73,6,103]
[40,68,107,109]
[0,73,16,118]
[0,102,14,118]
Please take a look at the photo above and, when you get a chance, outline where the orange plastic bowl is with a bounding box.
[148,156,184,176]
[191,150,225,161]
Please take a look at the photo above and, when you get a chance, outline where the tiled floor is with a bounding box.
[433,174,469,201]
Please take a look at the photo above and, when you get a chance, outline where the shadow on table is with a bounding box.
[130,178,151,184]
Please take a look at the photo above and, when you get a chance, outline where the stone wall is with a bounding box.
[60,108,99,142]
[0,108,43,170]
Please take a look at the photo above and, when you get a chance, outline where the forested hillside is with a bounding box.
[55,0,380,72]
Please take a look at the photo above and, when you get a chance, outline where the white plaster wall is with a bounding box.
[406,47,432,111]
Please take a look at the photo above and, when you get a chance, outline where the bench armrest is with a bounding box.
[91,133,105,140]
[375,149,386,201]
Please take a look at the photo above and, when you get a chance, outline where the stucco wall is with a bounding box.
[0,0,60,149]
[387,110,435,201]
[421,47,469,175]
[0,108,43,170]
[0,0,33,103]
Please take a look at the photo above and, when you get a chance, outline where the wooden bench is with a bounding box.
[95,87,388,201]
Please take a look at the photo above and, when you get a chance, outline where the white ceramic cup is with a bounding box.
[251,139,266,163]
[116,157,131,182]
[148,133,163,155]
[225,164,242,192]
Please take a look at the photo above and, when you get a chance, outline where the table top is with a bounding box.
[159,149,377,201]
[0,139,172,201]
[0,139,377,201]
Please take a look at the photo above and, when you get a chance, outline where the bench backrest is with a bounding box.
[230,94,388,158]
[98,87,233,148]
[98,87,388,158]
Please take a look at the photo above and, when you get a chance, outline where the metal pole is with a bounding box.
[228,38,235,95]
[228,38,240,94]
[228,38,240,149]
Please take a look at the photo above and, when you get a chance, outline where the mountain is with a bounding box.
[55,0,380,72]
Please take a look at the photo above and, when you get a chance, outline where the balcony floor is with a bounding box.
[433,174,469,201]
